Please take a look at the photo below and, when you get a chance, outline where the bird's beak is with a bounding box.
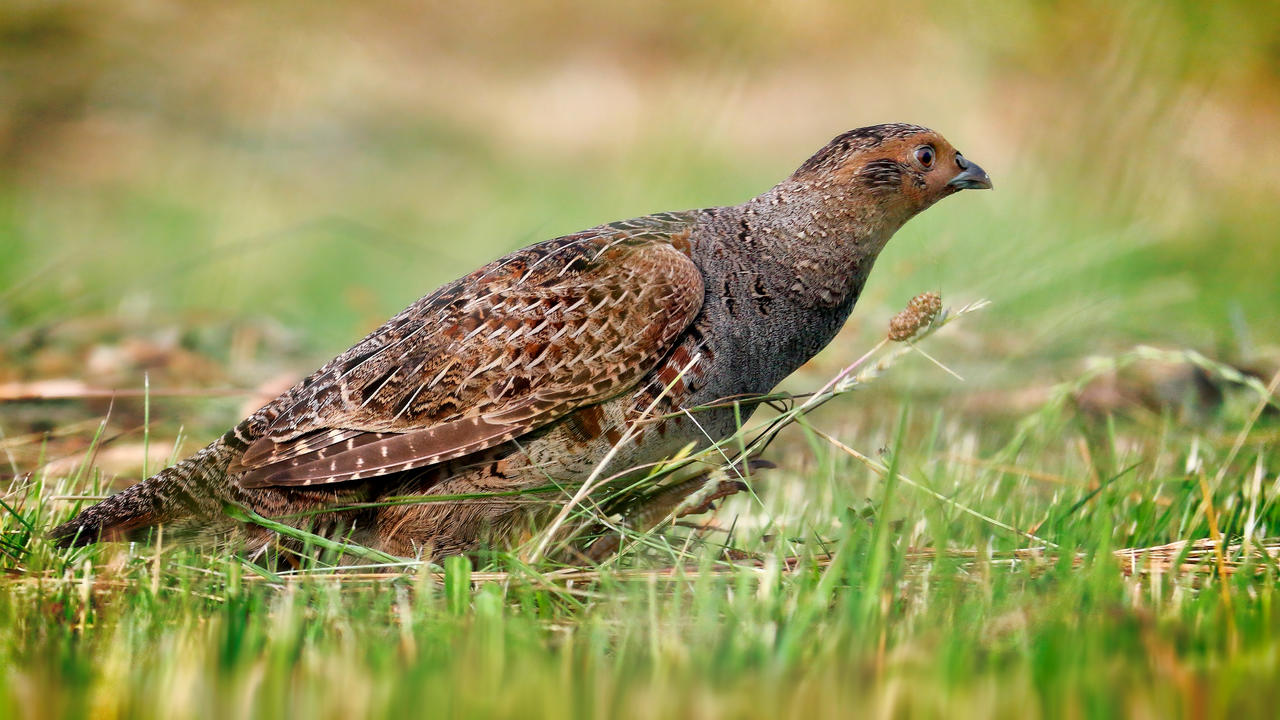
[947,162,993,190]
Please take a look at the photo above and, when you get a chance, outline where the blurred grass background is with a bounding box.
[2,1,1279,718]
[2,0,1276,384]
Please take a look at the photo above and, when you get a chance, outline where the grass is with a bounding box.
[3,308,1279,718]
[3,1,1280,717]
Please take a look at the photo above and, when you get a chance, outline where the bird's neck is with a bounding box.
[683,184,908,384]
[723,180,906,310]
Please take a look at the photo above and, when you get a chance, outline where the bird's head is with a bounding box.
[789,123,992,229]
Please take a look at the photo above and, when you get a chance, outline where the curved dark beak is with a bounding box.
[947,161,992,190]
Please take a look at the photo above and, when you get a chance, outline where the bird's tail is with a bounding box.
[50,432,245,548]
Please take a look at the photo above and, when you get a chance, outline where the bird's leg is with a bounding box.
[581,459,772,562]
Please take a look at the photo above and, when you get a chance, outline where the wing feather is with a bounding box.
[237,218,703,488]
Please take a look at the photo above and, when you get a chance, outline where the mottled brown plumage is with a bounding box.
[233,233,703,488]
[52,123,991,560]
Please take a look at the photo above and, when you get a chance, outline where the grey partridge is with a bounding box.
[52,124,992,560]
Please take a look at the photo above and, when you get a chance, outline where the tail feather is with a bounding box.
[50,432,244,548]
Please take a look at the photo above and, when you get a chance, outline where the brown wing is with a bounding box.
[236,216,704,488]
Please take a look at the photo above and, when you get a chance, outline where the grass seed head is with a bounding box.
[888,291,943,341]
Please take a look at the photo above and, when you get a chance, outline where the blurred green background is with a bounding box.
[0,0,1277,440]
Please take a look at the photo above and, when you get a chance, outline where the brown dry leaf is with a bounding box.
[0,379,95,401]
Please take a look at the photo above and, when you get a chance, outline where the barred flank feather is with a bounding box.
[49,432,245,547]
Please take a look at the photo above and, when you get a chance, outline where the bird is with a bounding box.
[51,123,991,561]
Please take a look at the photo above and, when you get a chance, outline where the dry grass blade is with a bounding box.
[4,537,1249,589]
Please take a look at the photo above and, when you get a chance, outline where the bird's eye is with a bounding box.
[914,145,935,169]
